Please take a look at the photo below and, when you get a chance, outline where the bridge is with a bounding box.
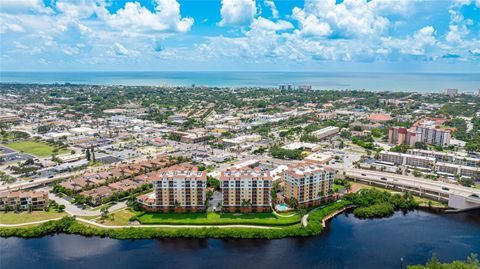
[342,168,480,211]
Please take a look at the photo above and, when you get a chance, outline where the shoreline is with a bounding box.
[0,201,352,240]
[0,205,475,240]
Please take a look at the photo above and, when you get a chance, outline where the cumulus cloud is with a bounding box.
[264,0,279,18]
[218,0,256,26]
[112,42,139,57]
[252,17,293,31]
[290,0,409,38]
[382,26,437,56]
[98,0,193,34]
[0,0,53,14]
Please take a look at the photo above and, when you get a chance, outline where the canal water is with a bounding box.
[1,210,479,269]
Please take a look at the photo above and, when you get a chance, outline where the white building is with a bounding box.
[311,126,340,140]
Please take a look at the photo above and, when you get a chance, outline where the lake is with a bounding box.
[1,210,479,269]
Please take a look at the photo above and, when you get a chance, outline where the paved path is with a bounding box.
[77,217,281,229]
[49,193,127,216]
[301,205,326,227]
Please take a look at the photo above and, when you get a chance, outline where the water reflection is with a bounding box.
[48,235,120,259]
[1,210,479,269]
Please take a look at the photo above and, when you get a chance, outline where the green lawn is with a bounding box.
[100,209,137,226]
[333,184,344,192]
[6,141,69,157]
[137,211,301,226]
[0,211,67,224]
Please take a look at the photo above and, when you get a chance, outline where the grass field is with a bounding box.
[100,209,137,226]
[6,140,69,157]
[137,211,301,226]
[0,211,67,224]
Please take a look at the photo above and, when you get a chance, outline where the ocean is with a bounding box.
[1,71,479,93]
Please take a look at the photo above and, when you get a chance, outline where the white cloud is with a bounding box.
[252,17,293,31]
[112,42,138,57]
[291,7,331,37]
[452,0,480,7]
[382,26,436,56]
[264,0,278,18]
[0,22,24,33]
[292,0,411,38]
[0,0,53,14]
[55,0,98,19]
[98,0,193,34]
[218,0,256,26]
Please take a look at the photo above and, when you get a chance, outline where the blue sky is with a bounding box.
[0,0,479,72]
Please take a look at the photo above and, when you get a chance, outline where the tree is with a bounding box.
[100,207,109,219]
[57,205,66,212]
[90,147,96,162]
[85,148,91,161]
[459,177,474,187]
[288,197,299,209]
[344,182,352,192]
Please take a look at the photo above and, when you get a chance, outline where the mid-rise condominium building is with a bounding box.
[138,164,206,212]
[283,162,335,207]
[388,123,451,148]
[388,127,420,147]
[407,149,480,168]
[380,151,436,170]
[416,124,451,147]
[220,167,272,212]
[0,191,49,210]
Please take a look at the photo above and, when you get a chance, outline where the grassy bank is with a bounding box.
[0,211,67,224]
[0,200,352,239]
[135,211,301,226]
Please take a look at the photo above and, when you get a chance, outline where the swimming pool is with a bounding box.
[277,203,288,211]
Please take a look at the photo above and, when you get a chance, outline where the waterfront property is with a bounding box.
[219,167,273,212]
[0,190,49,210]
[137,164,207,212]
[283,162,335,207]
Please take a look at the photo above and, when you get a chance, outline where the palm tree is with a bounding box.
[345,182,352,192]
[288,197,298,209]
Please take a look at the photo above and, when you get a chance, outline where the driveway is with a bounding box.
[48,192,127,216]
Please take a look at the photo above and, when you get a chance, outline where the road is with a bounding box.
[49,193,128,216]
[344,168,480,198]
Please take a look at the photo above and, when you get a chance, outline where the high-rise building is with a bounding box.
[416,124,451,147]
[442,88,459,96]
[138,164,206,212]
[220,167,272,212]
[283,162,335,207]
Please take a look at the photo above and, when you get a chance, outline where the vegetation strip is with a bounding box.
[0,201,351,239]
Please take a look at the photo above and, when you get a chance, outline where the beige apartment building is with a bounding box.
[138,164,207,212]
[0,191,49,210]
[283,162,335,207]
[220,167,272,212]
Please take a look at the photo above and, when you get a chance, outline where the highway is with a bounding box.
[344,168,480,200]
[0,173,70,192]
